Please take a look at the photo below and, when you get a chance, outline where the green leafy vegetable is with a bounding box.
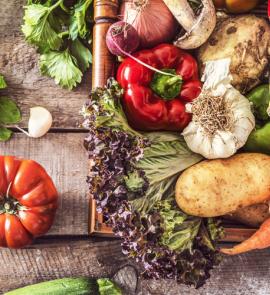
[0,77,21,141]
[70,38,92,72]
[83,79,223,288]
[22,2,63,50]
[0,96,21,124]
[83,78,139,137]
[130,132,202,213]
[22,0,93,89]
[158,199,201,251]
[0,126,12,141]
[0,75,7,89]
[69,0,93,40]
[40,49,82,90]
[97,278,122,295]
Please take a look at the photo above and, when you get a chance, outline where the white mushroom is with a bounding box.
[162,0,216,49]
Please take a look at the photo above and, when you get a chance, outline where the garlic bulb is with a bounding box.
[182,59,255,159]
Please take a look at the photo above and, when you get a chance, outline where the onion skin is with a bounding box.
[120,0,178,49]
[106,21,140,57]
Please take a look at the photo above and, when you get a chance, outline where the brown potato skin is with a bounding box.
[225,203,270,227]
[198,15,270,93]
[175,153,270,217]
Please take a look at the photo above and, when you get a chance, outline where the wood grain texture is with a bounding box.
[0,238,128,293]
[1,237,270,295]
[1,0,270,294]
[92,0,118,88]
[0,0,90,129]
[0,133,89,235]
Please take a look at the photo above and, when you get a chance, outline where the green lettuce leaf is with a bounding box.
[39,49,82,89]
[82,78,140,137]
[158,199,201,251]
[0,75,7,89]
[130,132,202,214]
[22,3,62,50]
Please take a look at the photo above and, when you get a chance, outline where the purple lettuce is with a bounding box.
[82,78,223,288]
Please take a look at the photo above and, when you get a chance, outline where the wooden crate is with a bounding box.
[89,0,268,241]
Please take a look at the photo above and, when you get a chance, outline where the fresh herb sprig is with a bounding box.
[0,75,21,141]
[22,0,93,90]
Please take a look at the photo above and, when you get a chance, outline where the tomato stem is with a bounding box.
[0,183,26,215]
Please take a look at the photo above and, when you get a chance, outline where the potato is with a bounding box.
[225,203,270,227]
[198,15,270,93]
[175,153,270,217]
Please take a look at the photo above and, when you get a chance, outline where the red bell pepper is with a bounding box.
[117,44,202,131]
[268,0,270,19]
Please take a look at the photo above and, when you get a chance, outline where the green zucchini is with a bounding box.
[4,278,99,295]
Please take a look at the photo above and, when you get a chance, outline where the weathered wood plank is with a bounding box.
[0,133,89,235]
[1,237,270,295]
[0,0,91,129]
[0,238,128,293]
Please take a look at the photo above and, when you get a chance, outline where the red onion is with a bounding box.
[106,21,140,57]
[120,0,178,48]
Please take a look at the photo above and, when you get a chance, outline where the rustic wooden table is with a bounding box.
[1,1,270,294]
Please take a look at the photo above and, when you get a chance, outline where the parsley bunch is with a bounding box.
[22,0,93,90]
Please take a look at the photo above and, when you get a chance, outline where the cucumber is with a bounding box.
[4,278,99,295]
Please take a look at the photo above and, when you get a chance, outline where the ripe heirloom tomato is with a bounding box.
[0,156,58,248]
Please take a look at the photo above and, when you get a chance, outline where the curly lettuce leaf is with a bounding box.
[82,79,222,289]
[158,199,201,251]
[82,78,140,137]
[40,49,82,89]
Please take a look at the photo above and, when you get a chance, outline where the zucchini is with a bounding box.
[4,278,99,295]
[97,279,122,295]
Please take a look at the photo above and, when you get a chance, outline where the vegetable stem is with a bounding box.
[60,2,69,13]
[58,31,70,38]
[112,38,180,78]
[15,125,31,137]
[49,0,64,12]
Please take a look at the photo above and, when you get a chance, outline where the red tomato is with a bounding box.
[0,156,58,248]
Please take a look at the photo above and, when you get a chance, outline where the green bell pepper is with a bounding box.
[247,84,270,121]
[244,123,270,154]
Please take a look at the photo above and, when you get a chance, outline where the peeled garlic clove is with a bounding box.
[28,107,52,138]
